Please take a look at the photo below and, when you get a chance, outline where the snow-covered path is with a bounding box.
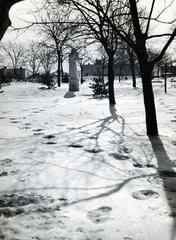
[0,81,176,240]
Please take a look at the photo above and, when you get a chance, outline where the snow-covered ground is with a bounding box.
[0,79,176,240]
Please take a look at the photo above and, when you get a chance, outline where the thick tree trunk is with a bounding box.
[139,59,159,136]
[108,54,116,105]
[61,58,64,83]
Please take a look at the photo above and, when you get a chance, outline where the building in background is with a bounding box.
[0,67,25,82]
[82,60,140,78]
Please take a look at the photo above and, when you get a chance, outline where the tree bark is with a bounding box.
[108,54,116,105]
[80,65,84,84]
[57,50,61,87]
[139,57,158,136]
[61,57,64,83]
[118,65,122,82]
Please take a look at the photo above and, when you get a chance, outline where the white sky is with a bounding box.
[2,0,176,61]
[4,0,176,41]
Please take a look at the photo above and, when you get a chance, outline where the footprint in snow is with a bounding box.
[19,126,31,130]
[132,190,159,200]
[85,148,103,153]
[22,109,29,112]
[24,123,32,126]
[68,144,83,148]
[32,111,40,114]
[133,163,144,168]
[33,132,44,136]
[133,162,154,169]
[76,227,84,232]
[109,152,130,160]
[10,121,20,123]
[122,146,133,154]
[46,142,57,145]
[67,127,77,130]
[87,206,112,224]
[9,117,19,120]
[88,136,97,139]
[33,129,43,132]
[0,171,8,177]
[43,134,55,139]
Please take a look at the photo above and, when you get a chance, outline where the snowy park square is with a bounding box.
[0,0,176,239]
[0,80,176,240]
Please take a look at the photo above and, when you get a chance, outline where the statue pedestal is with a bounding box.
[69,49,79,92]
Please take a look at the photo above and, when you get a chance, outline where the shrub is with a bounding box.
[89,77,108,97]
[40,72,55,89]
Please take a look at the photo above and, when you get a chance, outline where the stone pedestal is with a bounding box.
[69,48,79,91]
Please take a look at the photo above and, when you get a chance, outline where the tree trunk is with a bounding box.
[108,54,116,105]
[61,57,64,83]
[119,65,121,82]
[14,68,17,80]
[57,51,61,87]
[139,59,158,136]
[80,65,84,84]
[129,49,136,88]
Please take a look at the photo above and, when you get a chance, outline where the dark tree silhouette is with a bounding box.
[0,0,23,40]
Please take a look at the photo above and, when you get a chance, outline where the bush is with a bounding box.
[0,70,11,87]
[89,77,108,97]
[40,72,55,89]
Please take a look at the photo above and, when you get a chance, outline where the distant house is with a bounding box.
[82,60,140,78]
[0,67,25,81]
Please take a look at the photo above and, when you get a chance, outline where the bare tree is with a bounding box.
[36,0,78,87]
[118,0,176,136]
[1,41,25,79]
[24,42,41,80]
[39,43,56,74]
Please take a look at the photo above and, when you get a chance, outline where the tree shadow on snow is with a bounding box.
[149,136,176,240]
[1,106,153,201]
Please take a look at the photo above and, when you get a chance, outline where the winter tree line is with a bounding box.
[0,0,176,137]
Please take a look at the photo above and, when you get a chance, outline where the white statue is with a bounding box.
[69,48,79,91]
